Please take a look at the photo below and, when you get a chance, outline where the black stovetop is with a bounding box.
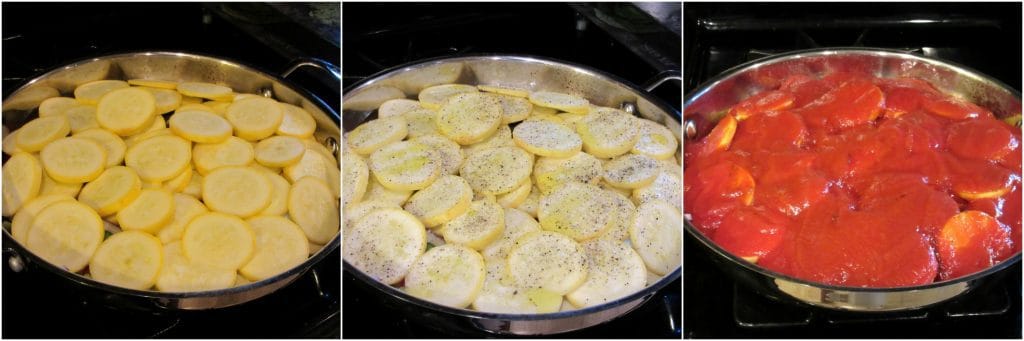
[683,2,1023,338]
[342,2,681,113]
[343,2,682,338]
[1,3,340,338]
[2,2,340,111]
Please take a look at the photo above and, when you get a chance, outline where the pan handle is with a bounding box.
[620,70,681,117]
[641,70,682,93]
[282,57,341,81]
[4,246,25,273]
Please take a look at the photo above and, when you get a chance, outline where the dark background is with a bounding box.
[2,3,340,338]
[2,2,340,111]
[683,2,1023,338]
[343,2,682,112]
[684,2,1023,94]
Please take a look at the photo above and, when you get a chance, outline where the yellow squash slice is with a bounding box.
[226,97,284,141]
[288,177,339,244]
[538,182,616,241]
[405,244,487,309]
[496,179,532,209]
[402,108,440,138]
[25,201,104,272]
[565,239,647,308]
[16,115,71,152]
[596,189,636,241]
[632,171,682,212]
[530,105,558,116]
[342,152,369,208]
[180,96,203,105]
[517,186,542,218]
[368,140,441,191]
[176,82,233,101]
[204,101,231,116]
[128,79,178,90]
[632,119,678,160]
[629,200,682,275]
[512,119,582,157]
[459,146,533,195]
[39,137,107,183]
[72,128,126,167]
[239,215,310,281]
[462,124,513,157]
[480,207,541,261]
[472,259,562,314]
[3,130,25,155]
[342,199,399,235]
[156,193,209,243]
[528,91,590,114]
[378,98,422,118]
[477,84,530,98]
[363,179,412,207]
[255,135,305,168]
[435,92,503,145]
[168,109,232,143]
[2,152,43,216]
[575,108,639,158]
[11,194,75,245]
[39,172,82,197]
[257,169,291,216]
[404,175,473,227]
[64,105,100,134]
[181,212,255,270]
[491,93,532,124]
[202,166,272,218]
[602,154,661,189]
[162,166,193,192]
[115,189,175,234]
[284,148,338,190]
[276,103,317,138]
[346,115,405,155]
[155,241,236,292]
[123,127,173,149]
[96,87,157,136]
[441,198,505,250]
[343,208,426,285]
[74,80,129,105]
[140,87,183,114]
[181,170,203,198]
[77,166,142,216]
[192,136,253,175]
[411,134,464,176]
[532,152,602,194]
[506,230,589,295]
[418,84,478,109]
[89,231,163,290]
[125,135,192,181]
[38,97,81,117]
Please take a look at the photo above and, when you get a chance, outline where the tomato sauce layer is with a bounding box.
[684,72,1022,287]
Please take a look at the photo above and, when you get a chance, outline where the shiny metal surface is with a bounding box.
[6,248,24,272]
[685,48,1022,133]
[684,47,1022,311]
[1,51,341,310]
[343,54,681,335]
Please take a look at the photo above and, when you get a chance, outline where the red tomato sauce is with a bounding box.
[685,72,1022,287]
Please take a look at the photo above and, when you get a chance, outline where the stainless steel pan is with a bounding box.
[342,54,682,335]
[1,51,341,310]
[684,47,1022,312]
